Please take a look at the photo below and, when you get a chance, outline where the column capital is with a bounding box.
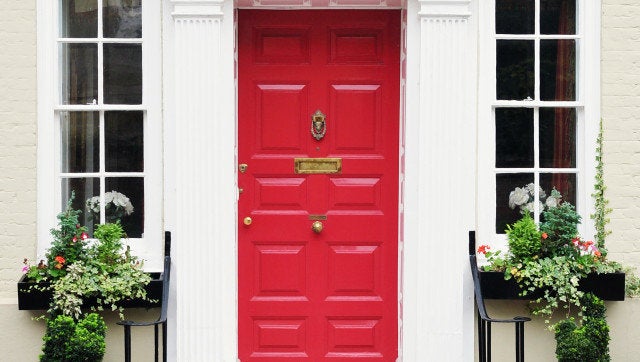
[418,0,471,19]
[171,0,225,18]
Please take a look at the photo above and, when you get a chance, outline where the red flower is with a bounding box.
[541,232,548,239]
[81,232,88,240]
[477,245,490,255]
[72,236,77,243]
[54,255,65,269]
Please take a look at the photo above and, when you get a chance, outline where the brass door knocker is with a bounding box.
[311,110,326,141]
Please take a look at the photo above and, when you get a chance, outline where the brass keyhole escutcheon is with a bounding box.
[243,217,252,226]
[239,164,248,173]
[311,221,323,233]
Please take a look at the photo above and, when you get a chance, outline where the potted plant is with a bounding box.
[20,196,154,361]
[476,181,623,362]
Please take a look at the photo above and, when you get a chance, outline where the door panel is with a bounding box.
[238,10,400,361]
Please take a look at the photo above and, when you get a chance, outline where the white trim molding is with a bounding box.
[418,0,471,18]
[172,0,225,17]
[170,0,237,360]
[403,0,476,360]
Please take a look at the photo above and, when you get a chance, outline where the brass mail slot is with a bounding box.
[294,158,342,174]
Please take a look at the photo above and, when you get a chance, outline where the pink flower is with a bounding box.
[81,232,88,240]
[72,236,77,243]
[21,265,28,274]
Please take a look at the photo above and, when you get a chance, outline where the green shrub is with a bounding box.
[555,294,610,362]
[540,203,581,257]
[40,315,75,362]
[40,313,106,362]
[506,214,542,260]
[93,222,125,268]
[67,314,106,362]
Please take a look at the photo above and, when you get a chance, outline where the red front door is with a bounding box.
[238,10,400,361]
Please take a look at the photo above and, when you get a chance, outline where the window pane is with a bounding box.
[541,0,576,35]
[61,112,99,173]
[496,40,534,100]
[60,0,98,38]
[540,40,576,101]
[104,44,142,104]
[62,177,100,236]
[105,111,144,172]
[495,0,534,35]
[539,108,576,168]
[103,0,142,38]
[495,108,534,168]
[496,173,534,233]
[540,173,576,208]
[60,43,98,105]
[105,178,144,238]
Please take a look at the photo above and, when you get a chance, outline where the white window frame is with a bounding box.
[477,0,601,249]
[37,0,163,271]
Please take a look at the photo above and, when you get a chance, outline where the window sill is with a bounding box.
[479,270,626,301]
[17,273,163,310]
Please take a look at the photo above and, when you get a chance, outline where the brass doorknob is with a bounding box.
[243,217,252,226]
[311,221,323,233]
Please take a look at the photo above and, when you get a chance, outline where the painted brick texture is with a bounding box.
[0,0,37,300]
[602,0,640,267]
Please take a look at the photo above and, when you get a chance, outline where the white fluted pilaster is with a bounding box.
[171,1,237,361]
[404,0,476,360]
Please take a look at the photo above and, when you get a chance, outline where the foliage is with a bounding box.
[477,245,509,272]
[510,255,587,320]
[478,186,608,324]
[40,313,106,362]
[40,315,75,362]
[555,294,610,362]
[591,119,611,255]
[506,214,542,261]
[49,222,151,319]
[623,268,640,297]
[539,203,581,258]
[26,195,88,282]
[23,196,150,359]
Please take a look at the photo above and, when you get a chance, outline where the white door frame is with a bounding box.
[165,0,477,360]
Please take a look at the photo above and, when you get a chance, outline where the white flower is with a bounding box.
[509,187,530,209]
[525,182,546,199]
[86,196,101,213]
[524,201,544,214]
[85,191,134,219]
[545,196,559,208]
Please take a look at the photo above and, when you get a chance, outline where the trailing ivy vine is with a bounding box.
[591,118,612,255]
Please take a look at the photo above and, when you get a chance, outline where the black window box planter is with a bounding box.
[17,272,163,310]
[479,270,626,301]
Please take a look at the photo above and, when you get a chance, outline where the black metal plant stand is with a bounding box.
[469,231,530,362]
[118,231,172,362]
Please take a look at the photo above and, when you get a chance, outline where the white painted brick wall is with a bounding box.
[0,0,37,301]
[602,0,640,267]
